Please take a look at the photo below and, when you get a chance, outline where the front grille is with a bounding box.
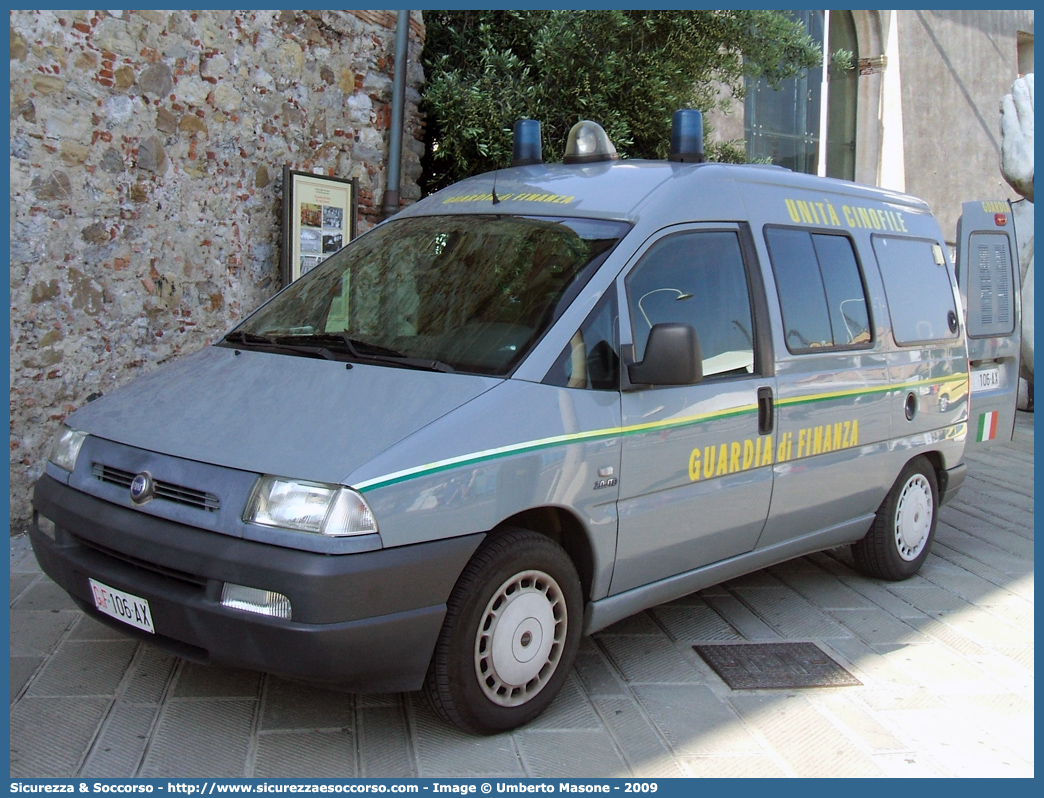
[74,534,207,589]
[92,464,221,512]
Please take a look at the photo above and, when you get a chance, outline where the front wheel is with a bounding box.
[852,456,938,580]
[422,528,582,734]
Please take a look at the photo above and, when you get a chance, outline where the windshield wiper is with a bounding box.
[224,330,277,346]
[283,332,455,373]
[223,330,338,361]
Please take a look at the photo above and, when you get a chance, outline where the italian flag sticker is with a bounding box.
[976,411,999,441]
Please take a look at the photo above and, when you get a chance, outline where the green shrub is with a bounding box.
[421,10,824,191]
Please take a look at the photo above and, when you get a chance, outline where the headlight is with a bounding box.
[243,476,378,537]
[48,425,88,472]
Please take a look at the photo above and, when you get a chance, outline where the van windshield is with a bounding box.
[225,215,629,376]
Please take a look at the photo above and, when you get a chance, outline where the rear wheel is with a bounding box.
[423,528,582,734]
[852,456,938,580]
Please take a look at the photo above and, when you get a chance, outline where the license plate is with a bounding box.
[971,368,1001,392]
[89,578,155,634]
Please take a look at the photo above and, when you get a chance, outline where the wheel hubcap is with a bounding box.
[475,569,566,707]
[894,474,933,561]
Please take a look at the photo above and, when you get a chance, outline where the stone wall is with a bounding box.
[9,10,426,528]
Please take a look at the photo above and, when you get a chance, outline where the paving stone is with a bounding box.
[28,640,138,697]
[830,575,926,619]
[355,692,401,708]
[11,577,79,611]
[10,696,110,778]
[811,693,906,751]
[768,557,878,610]
[589,696,684,778]
[650,602,742,642]
[903,615,989,660]
[828,608,928,647]
[261,676,355,731]
[11,537,42,573]
[10,572,39,603]
[598,634,702,684]
[359,701,415,778]
[70,613,134,640]
[730,587,852,639]
[140,699,255,777]
[699,593,781,640]
[931,541,1033,598]
[522,673,601,731]
[253,730,357,778]
[723,569,783,589]
[598,610,661,635]
[942,693,1035,762]
[872,751,946,777]
[884,583,974,614]
[574,650,629,698]
[961,651,1034,699]
[410,700,524,777]
[121,646,178,705]
[920,564,1022,605]
[728,693,883,777]
[173,662,262,698]
[80,702,158,778]
[516,729,628,777]
[680,754,787,777]
[9,608,78,656]
[935,524,1032,577]
[855,687,948,712]
[11,655,43,700]
[879,642,996,695]
[633,684,762,756]
[876,707,1032,777]
[994,643,1033,673]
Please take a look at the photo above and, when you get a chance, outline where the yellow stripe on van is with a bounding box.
[777,374,968,408]
[354,403,758,492]
[354,375,968,493]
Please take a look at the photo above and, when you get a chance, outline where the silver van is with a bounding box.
[30,112,1021,734]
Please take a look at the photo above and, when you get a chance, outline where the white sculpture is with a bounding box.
[999,73,1033,395]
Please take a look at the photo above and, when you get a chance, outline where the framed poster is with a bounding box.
[281,167,357,284]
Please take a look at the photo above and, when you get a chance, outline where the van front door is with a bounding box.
[956,201,1022,448]
[611,225,774,595]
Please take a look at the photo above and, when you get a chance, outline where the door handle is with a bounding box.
[757,386,774,435]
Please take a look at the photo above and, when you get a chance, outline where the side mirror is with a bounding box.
[628,323,703,386]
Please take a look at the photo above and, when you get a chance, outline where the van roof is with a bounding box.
[398,160,933,226]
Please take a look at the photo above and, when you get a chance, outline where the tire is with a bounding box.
[852,456,938,580]
[422,527,583,734]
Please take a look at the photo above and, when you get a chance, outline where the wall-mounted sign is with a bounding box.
[281,167,357,284]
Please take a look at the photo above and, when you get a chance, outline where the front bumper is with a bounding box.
[31,474,484,692]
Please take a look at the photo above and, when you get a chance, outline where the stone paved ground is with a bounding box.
[10,413,1033,778]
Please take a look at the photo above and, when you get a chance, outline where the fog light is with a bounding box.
[220,583,291,620]
[35,512,56,541]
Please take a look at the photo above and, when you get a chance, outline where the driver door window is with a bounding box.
[626,231,756,378]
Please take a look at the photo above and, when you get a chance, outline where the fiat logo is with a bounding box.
[129,471,156,505]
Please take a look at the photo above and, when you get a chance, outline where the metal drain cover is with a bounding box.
[694,642,861,690]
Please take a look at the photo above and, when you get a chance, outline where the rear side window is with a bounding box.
[872,235,959,345]
[765,228,871,353]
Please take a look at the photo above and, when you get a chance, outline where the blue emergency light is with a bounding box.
[669,109,705,163]
[511,119,543,167]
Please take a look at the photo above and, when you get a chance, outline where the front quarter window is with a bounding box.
[226,215,629,376]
